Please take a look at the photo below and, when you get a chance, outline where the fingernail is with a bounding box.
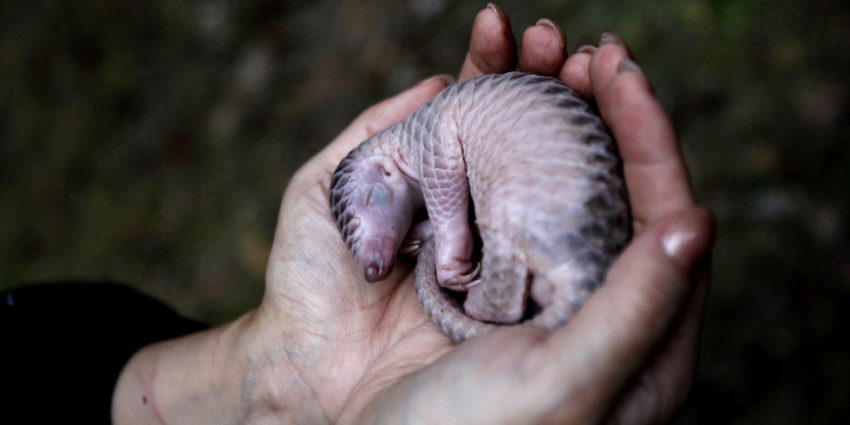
[616,58,643,76]
[434,73,456,85]
[576,44,597,54]
[487,2,499,16]
[535,18,566,52]
[600,30,623,46]
[419,74,455,87]
[661,208,715,271]
[535,18,559,33]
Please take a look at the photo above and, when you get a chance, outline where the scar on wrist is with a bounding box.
[135,354,168,425]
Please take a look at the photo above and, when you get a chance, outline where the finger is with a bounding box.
[312,74,453,169]
[559,45,595,98]
[605,268,710,424]
[590,31,694,230]
[517,18,566,75]
[458,3,517,81]
[538,206,715,421]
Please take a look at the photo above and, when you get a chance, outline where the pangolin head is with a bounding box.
[328,140,420,282]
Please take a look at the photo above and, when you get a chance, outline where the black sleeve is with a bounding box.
[1,281,208,425]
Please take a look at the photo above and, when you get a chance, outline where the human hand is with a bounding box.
[332,10,715,425]
[113,4,714,425]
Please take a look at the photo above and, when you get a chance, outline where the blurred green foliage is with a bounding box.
[1,0,848,423]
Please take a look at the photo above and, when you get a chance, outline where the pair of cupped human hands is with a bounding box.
[113,4,714,425]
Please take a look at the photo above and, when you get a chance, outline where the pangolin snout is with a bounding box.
[360,236,397,282]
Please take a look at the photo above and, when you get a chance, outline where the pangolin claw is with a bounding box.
[399,240,422,256]
[440,262,481,291]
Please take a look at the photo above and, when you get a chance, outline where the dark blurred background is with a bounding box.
[2,0,848,422]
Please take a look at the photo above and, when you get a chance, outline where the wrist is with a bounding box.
[112,306,334,425]
[111,311,257,424]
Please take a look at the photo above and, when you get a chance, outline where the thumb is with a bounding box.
[315,74,454,167]
[543,206,715,421]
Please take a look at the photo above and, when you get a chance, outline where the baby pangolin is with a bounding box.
[330,72,631,342]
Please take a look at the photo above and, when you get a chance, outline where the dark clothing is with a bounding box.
[2,282,207,424]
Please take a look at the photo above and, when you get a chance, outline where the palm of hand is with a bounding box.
[265,153,551,422]
[258,93,454,420]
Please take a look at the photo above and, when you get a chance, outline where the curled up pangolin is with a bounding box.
[329,72,631,343]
